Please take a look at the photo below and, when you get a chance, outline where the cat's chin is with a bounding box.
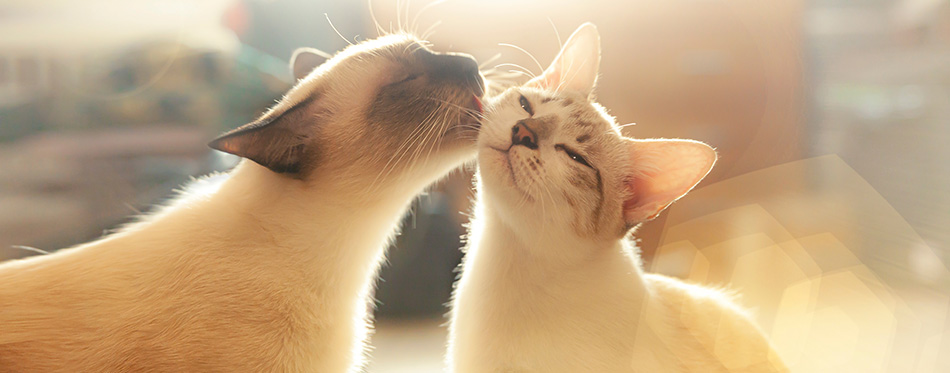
[478,147,510,179]
[478,147,533,203]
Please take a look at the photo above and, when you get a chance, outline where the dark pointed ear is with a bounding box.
[208,96,320,174]
[290,47,331,81]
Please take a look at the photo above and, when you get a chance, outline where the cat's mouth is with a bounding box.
[482,146,532,200]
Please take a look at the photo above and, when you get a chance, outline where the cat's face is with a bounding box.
[479,88,634,239]
[477,24,716,242]
[211,34,484,187]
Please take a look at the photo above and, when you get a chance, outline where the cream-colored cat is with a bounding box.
[0,34,484,372]
[448,23,787,372]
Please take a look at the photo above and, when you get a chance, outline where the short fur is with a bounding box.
[447,24,787,372]
[0,33,483,372]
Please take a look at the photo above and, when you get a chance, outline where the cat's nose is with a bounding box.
[426,52,484,96]
[511,122,538,150]
[429,52,479,78]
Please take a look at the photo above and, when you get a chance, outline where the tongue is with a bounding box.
[473,95,483,114]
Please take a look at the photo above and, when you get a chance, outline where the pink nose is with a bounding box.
[511,122,538,149]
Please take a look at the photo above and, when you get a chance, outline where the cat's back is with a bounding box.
[642,274,788,372]
[0,238,142,371]
[0,236,318,372]
[0,212,313,371]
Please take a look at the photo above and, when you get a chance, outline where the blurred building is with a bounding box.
[0,0,289,255]
[808,0,950,279]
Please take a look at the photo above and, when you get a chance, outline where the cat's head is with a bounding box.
[210,33,484,189]
[478,23,716,242]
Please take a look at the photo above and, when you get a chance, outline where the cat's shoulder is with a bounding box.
[642,273,788,372]
[643,273,746,315]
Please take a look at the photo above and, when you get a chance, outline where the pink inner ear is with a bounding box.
[525,69,561,91]
[623,178,674,222]
[622,140,717,224]
[522,23,600,95]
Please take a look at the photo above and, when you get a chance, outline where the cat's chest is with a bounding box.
[471,301,636,370]
[492,341,635,373]
[468,282,696,372]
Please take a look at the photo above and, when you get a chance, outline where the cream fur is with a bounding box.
[0,33,480,372]
[450,204,787,372]
[447,24,786,372]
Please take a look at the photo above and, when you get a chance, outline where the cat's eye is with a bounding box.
[519,95,534,116]
[555,144,592,168]
[393,72,421,85]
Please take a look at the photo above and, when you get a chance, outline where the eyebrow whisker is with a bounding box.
[498,43,544,76]
[494,63,537,79]
[324,13,353,46]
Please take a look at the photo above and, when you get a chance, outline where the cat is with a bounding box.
[0,33,484,372]
[447,23,787,372]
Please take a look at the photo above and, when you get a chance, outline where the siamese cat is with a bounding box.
[0,33,484,372]
[448,24,787,372]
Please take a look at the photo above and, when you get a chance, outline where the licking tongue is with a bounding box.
[473,95,484,114]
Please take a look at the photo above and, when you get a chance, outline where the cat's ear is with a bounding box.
[208,95,322,175]
[291,47,331,81]
[622,139,717,224]
[525,22,601,97]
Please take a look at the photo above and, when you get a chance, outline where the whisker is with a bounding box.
[409,43,429,55]
[369,107,441,190]
[489,79,518,88]
[395,0,403,33]
[324,13,353,46]
[609,122,636,136]
[480,73,521,84]
[11,245,50,256]
[484,68,523,77]
[547,17,563,49]
[413,0,447,36]
[555,57,590,93]
[405,0,413,34]
[400,119,437,168]
[478,53,503,70]
[498,43,544,75]
[480,70,524,84]
[504,69,536,80]
[368,0,385,37]
[421,97,484,119]
[420,106,446,156]
[409,106,446,177]
[403,40,417,54]
[536,180,557,246]
[494,63,537,79]
[423,107,452,166]
[420,20,443,41]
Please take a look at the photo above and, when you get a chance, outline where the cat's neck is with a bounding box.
[473,201,648,294]
[227,161,416,252]
[123,160,423,288]
[216,161,417,232]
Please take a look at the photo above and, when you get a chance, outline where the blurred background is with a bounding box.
[1,0,948,371]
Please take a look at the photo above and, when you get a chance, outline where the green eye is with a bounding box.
[519,95,534,116]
